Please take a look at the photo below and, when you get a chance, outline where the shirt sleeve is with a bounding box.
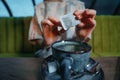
[28,16,43,41]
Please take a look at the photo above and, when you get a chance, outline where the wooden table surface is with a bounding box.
[0,57,119,80]
[94,57,120,80]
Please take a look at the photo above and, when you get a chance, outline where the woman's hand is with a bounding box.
[41,17,64,46]
[73,9,96,42]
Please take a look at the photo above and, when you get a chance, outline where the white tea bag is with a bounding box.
[60,13,80,30]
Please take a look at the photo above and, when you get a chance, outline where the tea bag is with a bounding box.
[60,13,80,30]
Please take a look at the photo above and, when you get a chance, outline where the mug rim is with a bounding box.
[52,40,91,54]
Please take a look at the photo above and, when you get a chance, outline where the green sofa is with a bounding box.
[0,16,120,57]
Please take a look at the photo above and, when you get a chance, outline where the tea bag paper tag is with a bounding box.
[60,13,80,30]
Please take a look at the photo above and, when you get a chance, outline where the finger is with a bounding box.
[41,19,54,27]
[41,19,54,32]
[85,18,96,29]
[48,17,61,26]
[48,17,65,33]
[73,10,84,16]
[76,22,85,28]
[58,27,65,34]
[77,18,96,30]
[73,10,84,20]
[83,9,96,19]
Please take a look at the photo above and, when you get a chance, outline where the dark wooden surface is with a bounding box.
[0,57,119,80]
[94,57,120,80]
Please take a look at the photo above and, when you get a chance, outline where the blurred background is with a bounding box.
[0,0,120,17]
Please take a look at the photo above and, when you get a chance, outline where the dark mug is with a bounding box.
[52,40,91,79]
